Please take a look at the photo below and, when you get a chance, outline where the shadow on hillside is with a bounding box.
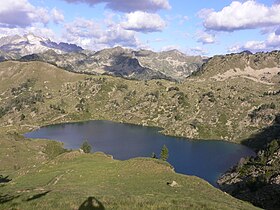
[242,114,280,150]
[220,181,280,209]
[0,194,20,204]
[79,196,105,210]
[26,190,51,202]
[0,175,11,183]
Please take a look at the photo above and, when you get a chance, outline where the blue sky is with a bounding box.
[0,0,280,55]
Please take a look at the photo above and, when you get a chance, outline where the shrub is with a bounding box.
[160,145,169,161]
[81,140,92,153]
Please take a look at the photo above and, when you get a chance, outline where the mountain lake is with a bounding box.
[24,120,255,186]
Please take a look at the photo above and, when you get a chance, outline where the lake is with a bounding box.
[24,120,255,186]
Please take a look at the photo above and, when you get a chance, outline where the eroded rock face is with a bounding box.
[0,34,205,81]
[197,50,280,81]
[17,47,204,81]
[218,140,280,209]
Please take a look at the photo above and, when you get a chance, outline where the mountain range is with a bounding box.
[0,34,204,80]
[0,33,280,209]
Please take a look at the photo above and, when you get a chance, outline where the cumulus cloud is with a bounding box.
[201,1,280,31]
[64,18,103,39]
[190,47,208,55]
[0,0,64,28]
[165,14,189,25]
[161,45,182,52]
[267,33,280,47]
[196,31,215,44]
[0,26,58,41]
[121,11,166,33]
[63,0,171,12]
[51,8,65,24]
[100,25,138,48]
[228,32,280,53]
[0,0,48,28]
[63,17,139,50]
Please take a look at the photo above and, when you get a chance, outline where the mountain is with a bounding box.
[19,46,204,81]
[0,33,83,57]
[0,49,279,208]
[0,60,262,210]
[0,34,204,80]
[194,50,280,80]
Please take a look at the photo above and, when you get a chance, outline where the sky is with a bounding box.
[0,0,280,56]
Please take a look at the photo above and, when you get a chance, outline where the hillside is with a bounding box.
[0,34,204,81]
[18,47,203,81]
[0,56,279,146]
[0,53,279,209]
[0,135,259,210]
[218,139,280,209]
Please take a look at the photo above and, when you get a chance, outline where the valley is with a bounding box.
[0,48,279,209]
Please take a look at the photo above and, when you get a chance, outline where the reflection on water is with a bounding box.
[24,120,255,186]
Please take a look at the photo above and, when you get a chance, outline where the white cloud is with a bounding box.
[100,25,137,47]
[0,26,57,41]
[179,16,189,25]
[0,0,64,28]
[196,31,215,44]
[228,32,280,53]
[190,47,208,55]
[64,18,103,39]
[121,11,166,33]
[244,41,266,51]
[63,17,140,50]
[64,0,171,12]
[267,32,280,47]
[51,8,64,24]
[201,1,280,31]
[161,45,182,52]
[165,14,189,25]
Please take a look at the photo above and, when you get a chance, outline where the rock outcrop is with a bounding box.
[218,139,280,209]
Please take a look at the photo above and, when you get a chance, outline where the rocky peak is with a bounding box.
[0,34,83,56]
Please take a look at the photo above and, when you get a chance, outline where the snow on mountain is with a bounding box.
[0,33,83,56]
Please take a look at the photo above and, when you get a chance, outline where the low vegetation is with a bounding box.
[160,145,169,161]
[0,58,279,209]
[80,140,92,153]
[0,60,279,146]
[0,136,259,210]
[218,139,280,209]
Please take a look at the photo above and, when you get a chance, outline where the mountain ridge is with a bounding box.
[0,33,83,57]
[0,34,204,80]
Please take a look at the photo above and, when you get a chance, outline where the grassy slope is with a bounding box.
[1,148,259,210]
[0,61,263,209]
[0,61,279,145]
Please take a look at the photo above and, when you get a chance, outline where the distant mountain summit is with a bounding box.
[0,33,83,56]
[0,34,204,80]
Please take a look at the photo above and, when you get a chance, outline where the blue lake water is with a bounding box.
[24,120,255,186]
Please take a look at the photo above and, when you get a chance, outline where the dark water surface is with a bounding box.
[24,120,255,186]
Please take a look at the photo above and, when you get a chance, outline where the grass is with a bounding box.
[0,60,278,209]
[0,151,260,210]
[0,61,279,145]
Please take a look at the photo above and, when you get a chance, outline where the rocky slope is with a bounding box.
[0,34,204,81]
[0,54,279,144]
[195,50,280,83]
[0,51,279,208]
[18,47,204,81]
[0,34,83,57]
[218,139,280,209]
